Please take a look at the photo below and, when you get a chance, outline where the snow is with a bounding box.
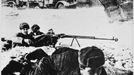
[0,6,133,74]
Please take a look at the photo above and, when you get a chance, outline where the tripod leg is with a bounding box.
[70,38,75,46]
[75,38,80,47]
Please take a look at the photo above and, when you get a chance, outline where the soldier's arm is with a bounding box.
[33,34,45,39]
[12,37,23,44]
[11,33,24,44]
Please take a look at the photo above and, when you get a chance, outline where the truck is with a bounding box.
[37,0,77,8]
[2,0,77,8]
[2,0,28,7]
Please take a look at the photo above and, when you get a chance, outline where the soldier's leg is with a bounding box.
[1,60,23,75]
[26,49,49,61]
[34,57,57,75]
[100,67,107,75]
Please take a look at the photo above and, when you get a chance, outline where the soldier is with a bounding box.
[29,24,44,37]
[46,29,65,47]
[13,22,33,47]
[47,28,55,35]
[29,24,46,47]
[46,29,58,47]
[30,28,56,47]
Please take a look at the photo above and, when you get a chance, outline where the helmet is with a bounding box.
[31,24,40,32]
[20,22,29,30]
[48,28,53,31]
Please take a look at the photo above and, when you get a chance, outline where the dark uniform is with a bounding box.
[29,25,58,47]
[47,29,58,47]
[14,32,33,47]
[29,31,44,36]
[29,24,47,47]
[13,22,33,47]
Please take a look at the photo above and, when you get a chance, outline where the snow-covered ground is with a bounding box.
[0,6,133,74]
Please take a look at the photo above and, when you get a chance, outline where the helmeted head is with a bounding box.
[47,28,55,35]
[19,22,29,35]
[31,24,40,32]
[48,29,53,32]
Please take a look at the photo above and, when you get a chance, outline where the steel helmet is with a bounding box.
[20,22,29,30]
[31,24,40,31]
[48,28,53,31]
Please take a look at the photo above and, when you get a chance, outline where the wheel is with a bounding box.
[7,1,15,7]
[57,3,65,9]
[38,2,44,8]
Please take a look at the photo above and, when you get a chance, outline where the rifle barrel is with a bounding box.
[62,35,118,42]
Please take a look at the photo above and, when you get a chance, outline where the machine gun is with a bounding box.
[57,34,118,47]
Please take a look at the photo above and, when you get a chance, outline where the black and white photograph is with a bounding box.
[0,0,133,75]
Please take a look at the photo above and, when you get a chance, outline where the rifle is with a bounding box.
[58,34,118,47]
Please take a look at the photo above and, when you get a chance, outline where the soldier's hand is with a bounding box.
[59,33,65,38]
[24,39,31,45]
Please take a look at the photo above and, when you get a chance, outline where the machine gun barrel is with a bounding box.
[61,34,118,42]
